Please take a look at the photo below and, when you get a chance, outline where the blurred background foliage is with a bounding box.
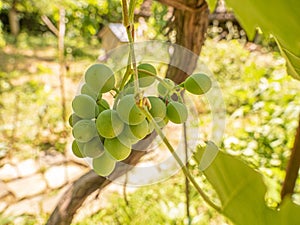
[0,0,299,224]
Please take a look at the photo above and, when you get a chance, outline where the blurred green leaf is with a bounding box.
[206,0,218,12]
[195,145,300,225]
[225,0,300,80]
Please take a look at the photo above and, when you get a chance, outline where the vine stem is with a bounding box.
[137,69,174,89]
[141,107,221,212]
[121,0,140,98]
[137,68,184,102]
[184,121,191,224]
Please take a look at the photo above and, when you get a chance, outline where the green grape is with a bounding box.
[118,124,142,145]
[72,120,97,143]
[122,85,135,95]
[137,63,156,87]
[96,109,124,138]
[81,83,99,100]
[166,101,188,124]
[116,94,145,125]
[72,94,99,119]
[85,63,115,93]
[147,96,166,122]
[92,153,116,177]
[157,116,169,128]
[129,119,149,140]
[83,137,105,158]
[184,73,212,95]
[118,125,139,145]
[71,140,84,158]
[68,113,82,127]
[104,137,131,161]
[157,78,175,97]
[97,98,110,114]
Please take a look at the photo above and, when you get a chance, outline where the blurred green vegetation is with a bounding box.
[0,33,102,158]
[74,174,230,225]
[0,0,122,39]
[0,1,300,224]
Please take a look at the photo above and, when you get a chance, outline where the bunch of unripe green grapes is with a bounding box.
[69,63,212,177]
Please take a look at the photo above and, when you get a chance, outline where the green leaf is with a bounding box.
[206,0,218,12]
[225,0,300,80]
[279,46,300,80]
[195,145,300,225]
[198,141,219,171]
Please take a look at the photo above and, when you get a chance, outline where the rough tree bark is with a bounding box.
[46,1,209,224]
[8,0,20,37]
[46,153,147,225]
[157,0,209,83]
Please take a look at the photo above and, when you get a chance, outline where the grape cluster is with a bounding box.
[69,63,212,177]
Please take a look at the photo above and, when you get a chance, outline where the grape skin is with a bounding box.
[118,125,140,145]
[147,96,166,122]
[166,101,188,124]
[83,137,105,158]
[184,73,212,95]
[72,140,84,158]
[85,64,115,93]
[72,94,99,119]
[92,153,116,177]
[72,120,98,143]
[96,109,124,138]
[137,63,156,87]
[104,137,131,161]
[81,83,98,100]
[116,94,146,125]
[68,113,82,127]
[129,119,149,140]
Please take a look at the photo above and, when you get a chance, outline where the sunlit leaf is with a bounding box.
[225,0,300,80]
[195,145,300,225]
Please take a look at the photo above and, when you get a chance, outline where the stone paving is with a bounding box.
[0,150,88,220]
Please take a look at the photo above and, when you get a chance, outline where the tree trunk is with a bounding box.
[8,1,19,37]
[58,8,67,124]
[46,1,209,224]
[158,0,209,83]
[46,153,146,225]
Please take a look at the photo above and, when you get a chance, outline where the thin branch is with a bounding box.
[183,120,191,224]
[123,172,129,206]
[41,15,59,36]
[142,108,221,212]
[121,0,129,27]
[122,0,140,96]
[281,113,300,200]
[58,8,67,123]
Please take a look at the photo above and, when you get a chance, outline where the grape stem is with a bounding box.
[141,107,221,212]
[138,68,184,102]
[119,56,133,91]
[121,0,140,99]
[137,68,181,93]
